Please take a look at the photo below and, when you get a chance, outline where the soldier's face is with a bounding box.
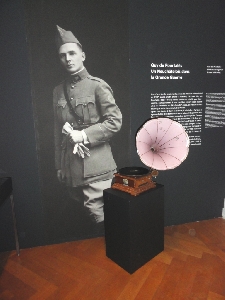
[59,43,85,74]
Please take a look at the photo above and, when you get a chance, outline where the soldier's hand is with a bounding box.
[69,130,83,144]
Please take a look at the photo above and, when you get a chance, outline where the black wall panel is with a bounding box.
[1,0,225,251]
[0,0,44,251]
[129,0,225,226]
[22,0,130,245]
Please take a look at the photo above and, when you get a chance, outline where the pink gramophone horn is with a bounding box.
[136,118,190,170]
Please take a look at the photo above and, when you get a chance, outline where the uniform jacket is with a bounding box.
[53,68,122,187]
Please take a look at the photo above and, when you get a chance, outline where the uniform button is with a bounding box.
[70,97,74,100]
[71,85,75,88]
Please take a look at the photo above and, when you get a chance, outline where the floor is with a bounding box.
[0,218,225,299]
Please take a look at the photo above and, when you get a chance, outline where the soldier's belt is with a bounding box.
[72,122,101,130]
[72,124,91,130]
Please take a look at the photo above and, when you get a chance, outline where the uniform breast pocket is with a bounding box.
[56,99,67,122]
[75,95,98,123]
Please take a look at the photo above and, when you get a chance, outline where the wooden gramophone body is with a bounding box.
[112,167,158,196]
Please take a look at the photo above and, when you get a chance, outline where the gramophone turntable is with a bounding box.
[112,167,158,196]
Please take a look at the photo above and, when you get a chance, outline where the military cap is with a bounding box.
[55,25,82,49]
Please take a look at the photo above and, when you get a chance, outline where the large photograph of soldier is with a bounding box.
[54,25,122,234]
[23,0,129,244]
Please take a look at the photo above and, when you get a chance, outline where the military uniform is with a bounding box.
[53,67,122,222]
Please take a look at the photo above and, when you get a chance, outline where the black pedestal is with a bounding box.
[103,184,164,274]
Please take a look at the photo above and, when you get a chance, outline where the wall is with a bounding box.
[129,0,225,226]
[1,0,225,252]
[17,0,129,248]
[0,0,44,251]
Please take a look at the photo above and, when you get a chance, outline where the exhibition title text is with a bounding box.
[151,63,190,79]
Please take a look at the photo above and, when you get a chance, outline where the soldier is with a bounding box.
[53,26,122,230]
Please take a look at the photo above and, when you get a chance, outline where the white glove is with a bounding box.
[62,122,90,158]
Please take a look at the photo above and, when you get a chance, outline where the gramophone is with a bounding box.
[112,118,190,196]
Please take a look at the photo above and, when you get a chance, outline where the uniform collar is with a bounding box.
[69,67,89,83]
